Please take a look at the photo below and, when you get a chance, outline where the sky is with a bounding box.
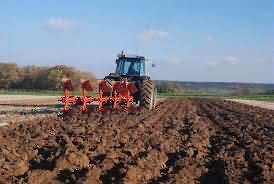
[0,0,273,83]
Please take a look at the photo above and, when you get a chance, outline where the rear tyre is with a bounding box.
[140,80,156,110]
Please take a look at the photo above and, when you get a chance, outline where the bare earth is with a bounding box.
[0,95,167,127]
[0,98,273,184]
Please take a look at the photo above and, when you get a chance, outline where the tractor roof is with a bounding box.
[117,53,145,60]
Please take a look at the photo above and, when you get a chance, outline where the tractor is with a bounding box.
[61,51,157,112]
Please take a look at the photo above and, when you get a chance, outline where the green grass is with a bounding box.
[227,95,274,101]
[158,91,215,97]
[158,92,274,101]
[0,89,63,96]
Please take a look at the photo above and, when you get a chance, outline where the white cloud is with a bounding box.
[138,29,169,41]
[206,57,240,67]
[223,56,240,65]
[46,17,76,31]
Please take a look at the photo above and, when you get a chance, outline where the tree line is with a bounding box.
[154,80,185,93]
[0,63,96,90]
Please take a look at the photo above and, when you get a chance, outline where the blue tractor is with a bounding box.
[103,51,157,109]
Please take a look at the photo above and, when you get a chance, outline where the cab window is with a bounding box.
[116,58,145,76]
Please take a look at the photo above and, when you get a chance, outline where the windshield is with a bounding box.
[116,58,145,76]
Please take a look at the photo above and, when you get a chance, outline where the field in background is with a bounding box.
[1,89,273,101]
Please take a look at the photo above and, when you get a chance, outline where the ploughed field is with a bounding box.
[0,99,273,184]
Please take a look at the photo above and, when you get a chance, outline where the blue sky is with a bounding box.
[0,0,273,83]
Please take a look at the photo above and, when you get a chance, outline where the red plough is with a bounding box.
[60,78,136,112]
[112,79,137,110]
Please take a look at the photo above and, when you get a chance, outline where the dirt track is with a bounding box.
[0,98,273,184]
[0,95,59,105]
[227,99,274,110]
[0,96,61,126]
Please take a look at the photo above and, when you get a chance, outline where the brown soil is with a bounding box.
[0,98,273,184]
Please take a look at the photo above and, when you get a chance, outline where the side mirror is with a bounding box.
[152,63,156,68]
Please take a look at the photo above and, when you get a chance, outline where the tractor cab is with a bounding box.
[115,52,149,77]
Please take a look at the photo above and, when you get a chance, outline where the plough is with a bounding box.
[61,78,136,112]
